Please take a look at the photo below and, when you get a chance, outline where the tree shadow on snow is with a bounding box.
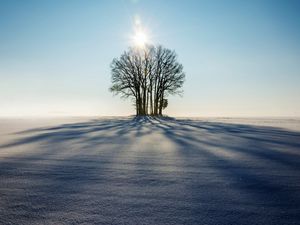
[0,116,300,224]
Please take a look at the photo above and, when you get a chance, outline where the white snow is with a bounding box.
[0,117,300,225]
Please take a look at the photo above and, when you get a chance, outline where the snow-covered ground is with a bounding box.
[0,117,300,225]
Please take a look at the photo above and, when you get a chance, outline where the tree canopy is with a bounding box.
[110,45,185,116]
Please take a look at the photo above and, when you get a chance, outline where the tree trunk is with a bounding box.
[136,97,139,116]
[146,90,149,115]
[138,90,142,115]
[150,86,153,115]
[159,91,164,115]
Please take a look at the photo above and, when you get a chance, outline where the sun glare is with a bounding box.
[129,15,152,48]
[133,30,148,47]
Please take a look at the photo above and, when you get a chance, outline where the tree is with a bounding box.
[110,45,185,116]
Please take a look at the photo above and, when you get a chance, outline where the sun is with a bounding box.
[129,15,152,48]
[133,30,148,47]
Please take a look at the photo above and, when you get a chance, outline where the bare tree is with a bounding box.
[110,45,185,116]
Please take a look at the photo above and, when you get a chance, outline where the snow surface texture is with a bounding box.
[0,117,300,225]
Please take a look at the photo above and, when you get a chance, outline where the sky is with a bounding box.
[0,0,300,117]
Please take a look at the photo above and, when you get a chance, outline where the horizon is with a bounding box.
[1,0,300,117]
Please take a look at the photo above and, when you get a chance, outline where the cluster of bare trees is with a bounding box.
[110,45,185,116]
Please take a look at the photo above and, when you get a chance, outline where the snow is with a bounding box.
[0,117,300,225]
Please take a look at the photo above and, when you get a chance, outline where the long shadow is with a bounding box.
[153,117,300,168]
[0,116,151,224]
[1,117,135,148]
[152,117,300,224]
[1,117,300,225]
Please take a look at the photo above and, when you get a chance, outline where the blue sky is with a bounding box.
[0,0,300,117]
